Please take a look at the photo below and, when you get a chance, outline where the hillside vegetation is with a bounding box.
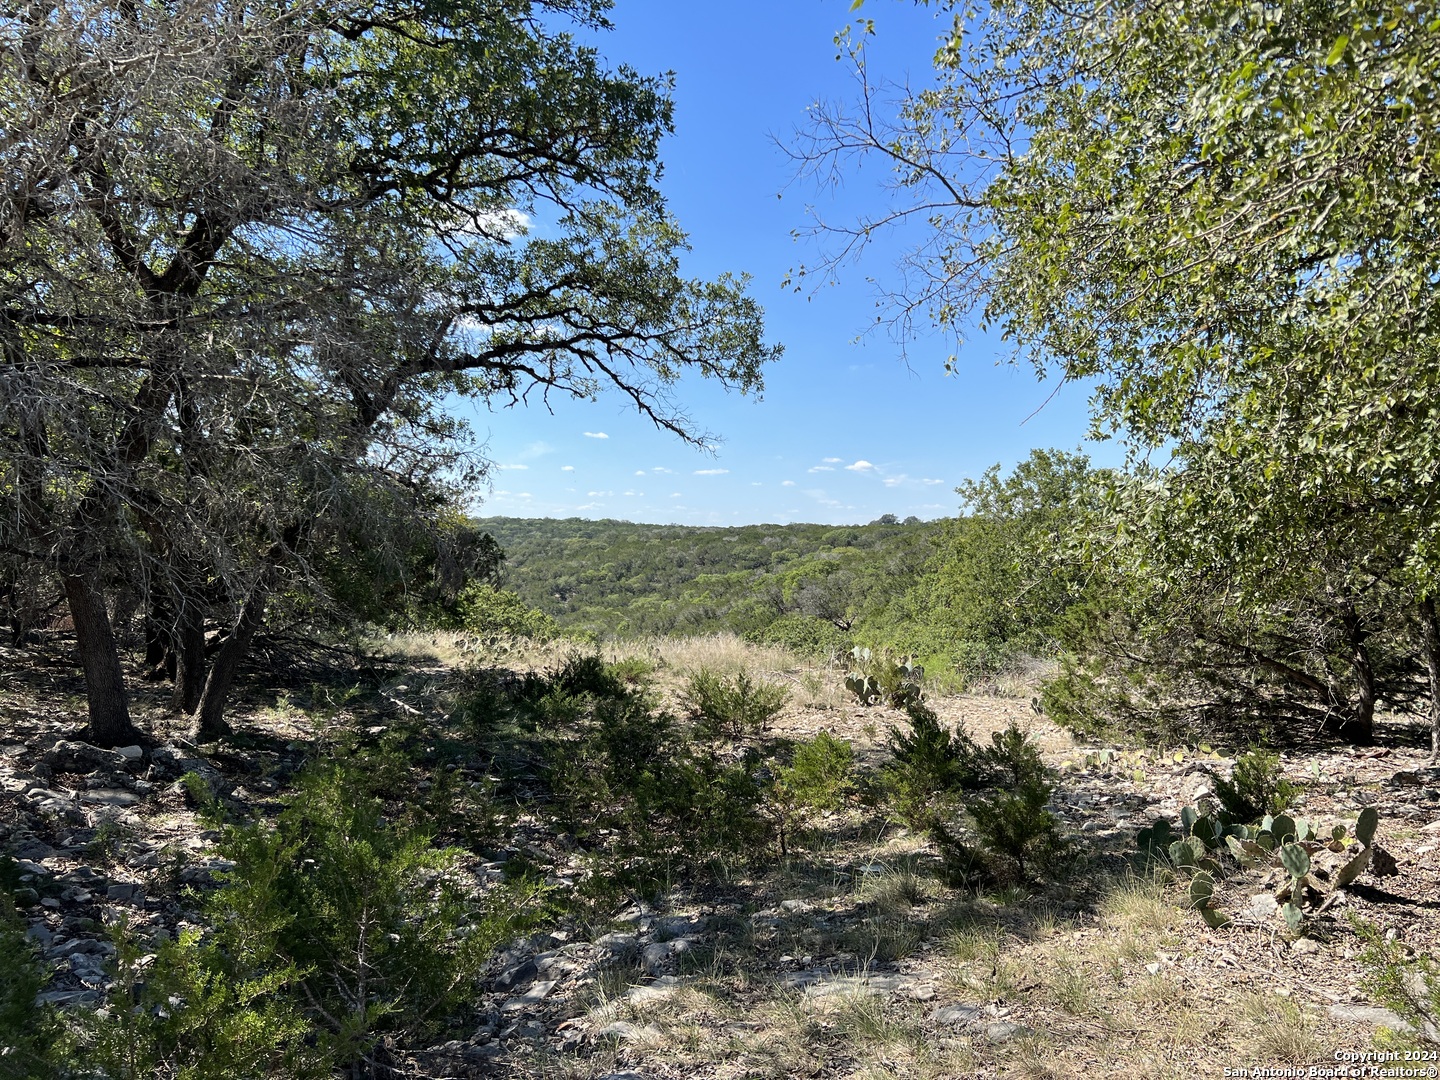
[472,515,938,645]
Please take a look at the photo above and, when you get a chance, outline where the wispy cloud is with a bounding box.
[823,457,843,464]
[498,463,529,471]
[586,490,613,497]
[623,490,643,497]
[922,478,945,485]
[808,465,834,473]
[516,441,554,461]
[635,470,647,476]
[560,465,575,472]
[694,468,729,476]
[804,488,847,509]
[670,492,683,498]
[651,466,674,475]
[781,480,797,487]
[845,459,875,472]
[883,475,905,487]
[583,431,609,440]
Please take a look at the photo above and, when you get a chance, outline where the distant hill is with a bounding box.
[470,516,945,641]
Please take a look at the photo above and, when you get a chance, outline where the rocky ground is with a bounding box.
[3,636,1439,1079]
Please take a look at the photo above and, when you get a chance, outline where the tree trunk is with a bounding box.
[144,590,171,675]
[1331,606,1376,744]
[1419,598,1440,761]
[172,596,206,714]
[63,573,142,747]
[190,575,270,740]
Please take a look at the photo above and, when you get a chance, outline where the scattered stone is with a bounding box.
[1248,893,1279,918]
[81,789,141,808]
[640,942,671,975]
[114,745,144,762]
[983,1021,1033,1044]
[933,1004,985,1026]
[1291,938,1320,956]
[596,931,638,954]
[493,959,538,992]
[1327,1004,1413,1032]
[596,1021,643,1041]
[41,741,125,775]
[500,980,556,1012]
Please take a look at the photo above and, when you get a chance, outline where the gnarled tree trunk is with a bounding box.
[190,573,271,741]
[63,572,142,747]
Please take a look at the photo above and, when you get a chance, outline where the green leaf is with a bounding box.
[1356,807,1378,848]
[1335,846,1371,889]
[1279,842,1311,880]
[1199,906,1231,929]
[1282,903,1304,934]
[1325,34,1350,65]
[1188,870,1214,907]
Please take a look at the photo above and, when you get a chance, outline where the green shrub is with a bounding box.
[750,614,852,660]
[680,668,788,739]
[605,655,655,688]
[86,920,326,1080]
[0,890,66,1080]
[1354,918,1440,1046]
[966,726,1064,880]
[778,731,855,812]
[450,582,558,640]
[882,701,982,829]
[551,649,625,699]
[89,760,547,1077]
[1212,749,1302,824]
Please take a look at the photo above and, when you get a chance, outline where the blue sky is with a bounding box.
[465,0,1116,525]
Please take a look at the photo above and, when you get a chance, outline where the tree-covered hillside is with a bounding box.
[472,515,942,643]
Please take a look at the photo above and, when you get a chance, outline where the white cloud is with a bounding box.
[586,490,613,497]
[560,465,575,472]
[465,207,531,241]
[921,478,944,485]
[670,492,683,498]
[516,441,554,461]
[823,457,843,464]
[751,482,762,487]
[623,490,642,497]
[781,480,797,487]
[651,466,674,474]
[635,470,647,476]
[808,465,834,473]
[583,431,609,440]
[494,490,531,499]
[694,468,729,476]
[845,459,876,472]
[498,463,529,471]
